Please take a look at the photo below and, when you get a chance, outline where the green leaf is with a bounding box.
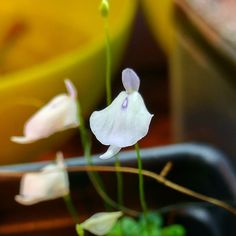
[121,217,140,236]
[108,217,139,236]
[139,212,163,228]
[107,213,185,236]
[161,224,186,236]
[139,227,162,236]
[137,212,163,236]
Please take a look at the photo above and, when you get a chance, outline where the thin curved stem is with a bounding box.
[77,101,136,216]
[135,143,147,213]
[3,165,236,215]
[67,165,236,215]
[63,194,79,223]
[115,155,123,206]
[104,17,112,105]
[103,11,124,210]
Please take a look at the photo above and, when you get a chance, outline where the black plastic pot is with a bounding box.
[0,143,235,236]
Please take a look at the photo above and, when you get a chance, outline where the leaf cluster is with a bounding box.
[107,212,185,236]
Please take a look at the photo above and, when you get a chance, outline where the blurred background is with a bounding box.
[1,0,236,167]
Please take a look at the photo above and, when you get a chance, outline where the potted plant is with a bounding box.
[0,1,235,236]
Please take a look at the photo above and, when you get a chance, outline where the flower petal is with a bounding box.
[55,151,66,169]
[11,80,79,144]
[90,91,153,148]
[99,146,121,159]
[65,79,77,99]
[122,68,140,93]
[80,211,122,236]
[10,136,38,144]
[15,153,69,205]
[15,194,44,205]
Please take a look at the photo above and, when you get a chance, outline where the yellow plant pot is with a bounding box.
[0,0,137,164]
[142,0,173,55]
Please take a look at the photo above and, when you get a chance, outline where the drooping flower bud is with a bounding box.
[11,79,79,144]
[15,152,69,205]
[76,211,122,236]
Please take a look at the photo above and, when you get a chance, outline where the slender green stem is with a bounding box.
[77,102,107,205]
[104,17,112,105]
[115,186,124,236]
[115,155,123,206]
[135,143,148,213]
[63,194,79,223]
[135,143,150,234]
[103,7,124,211]
[77,101,134,214]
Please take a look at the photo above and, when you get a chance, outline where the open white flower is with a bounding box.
[15,152,69,205]
[11,79,79,144]
[90,68,153,159]
[76,211,122,236]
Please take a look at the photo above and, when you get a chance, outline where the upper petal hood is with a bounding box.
[122,68,140,93]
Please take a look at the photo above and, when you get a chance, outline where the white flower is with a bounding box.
[77,211,122,236]
[90,68,153,159]
[11,79,79,144]
[15,152,69,205]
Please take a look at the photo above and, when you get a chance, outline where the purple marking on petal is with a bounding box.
[122,68,140,93]
[121,97,128,109]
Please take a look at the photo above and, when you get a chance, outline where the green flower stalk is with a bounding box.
[100,0,111,105]
[99,0,124,208]
[89,68,153,221]
[135,143,148,214]
[77,99,137,216]
[100,3,150,218]
[64,194,80,224]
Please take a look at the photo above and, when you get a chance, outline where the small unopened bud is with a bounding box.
[99,0,109,17]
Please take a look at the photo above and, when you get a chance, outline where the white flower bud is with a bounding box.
[11,79,79,144]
